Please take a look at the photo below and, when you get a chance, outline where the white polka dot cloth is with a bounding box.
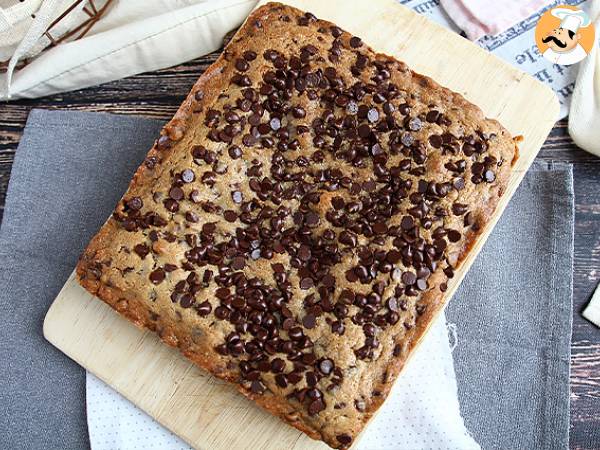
[86,311,479,450]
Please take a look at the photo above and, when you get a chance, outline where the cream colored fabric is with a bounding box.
[0,0,257,100]
[583,282,600,328]
[568,0,600,157]
[0,0,88,69]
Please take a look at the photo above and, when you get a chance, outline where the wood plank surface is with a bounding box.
[42,0,559,447]
[0,1,598,448]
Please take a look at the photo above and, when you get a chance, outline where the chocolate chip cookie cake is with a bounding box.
[77,3,518,448]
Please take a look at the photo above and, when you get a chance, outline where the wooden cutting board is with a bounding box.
[43,0,559,449]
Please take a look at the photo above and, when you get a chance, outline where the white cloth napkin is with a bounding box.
[0,0,256,99]
[87,311,479,450]
[568,0,600,158]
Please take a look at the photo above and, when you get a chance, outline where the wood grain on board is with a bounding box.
[1,0,597,449]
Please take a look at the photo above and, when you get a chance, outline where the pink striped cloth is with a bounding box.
[440,0,549,40]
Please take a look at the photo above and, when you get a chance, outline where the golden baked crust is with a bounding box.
[77,3,518,448]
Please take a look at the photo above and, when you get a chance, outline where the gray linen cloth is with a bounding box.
[0,109,573,450]
[448,162,574,450]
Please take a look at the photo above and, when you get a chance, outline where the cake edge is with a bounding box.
[76,2,519,449]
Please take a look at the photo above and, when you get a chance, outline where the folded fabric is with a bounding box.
[569,0,600,158]
[448,161,574,450]
[0,0,43,61]
[0,0,257,100]
[0,0,91,63]
[440,0,548,40]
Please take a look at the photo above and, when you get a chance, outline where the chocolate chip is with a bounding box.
[289,327,304,341]
[270,117,281,131]
[429,134,443,148]
[126,197,143,211]
[447,230,461,242]
[349,36,362,48]
[453,177,465,190]
[331,320,345,335]
[472,162,484,175]
[306,388,322,400]
[319,358,334,375]
[243,50,257,61]
[354,399,366,411]
[401,215,414,230]
[322,274,335,288]
[231,256,246,270]
[231,191,243,204]
[339,230,357,247]
[214,306,230,320]
[303,314,316,329]
[452,203,468,215]
[149,268,166,284]
[358,124,371,138]
[363,323,376,337]
[242,134,257,147]
[408,117,422,131]
[289,107,305,120]
[232,74,251,87]
[363,180,376,192]
[331,26,343,37]
[386,297,399,312]
[401,132,414,147]
[181,169,195,183]
[195,301,212,316]
[346,101,358,115]
[426,110,440,123]
[224,210,237,222]
[305,211,320,227]
[401,271,416,285]
[275,374,288,388]
[180,294,194,308]
[484,169,496,182]
[367,108,379,123]
[169,186,184,201]
[215,287,231,300]
[228,146,242,159]
[133,244,149,258]
[297,245,311,261]
[251,380,266,394]
[308,398,326,415]
[271,358,286,373]
[202,222,216,234]
[416,278,428,290]
[185,211,199,223]
[157,135,171,150]
[235,58,249,71]
[386,250,401,264]
[337,434,353,445]
[373,222,388,234]
[300,278,314,290]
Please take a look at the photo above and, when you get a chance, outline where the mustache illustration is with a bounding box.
[542,35,567,48]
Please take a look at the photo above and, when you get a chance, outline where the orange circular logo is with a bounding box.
[535,5,595,66]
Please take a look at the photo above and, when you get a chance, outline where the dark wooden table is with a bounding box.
[1,52,599,448]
